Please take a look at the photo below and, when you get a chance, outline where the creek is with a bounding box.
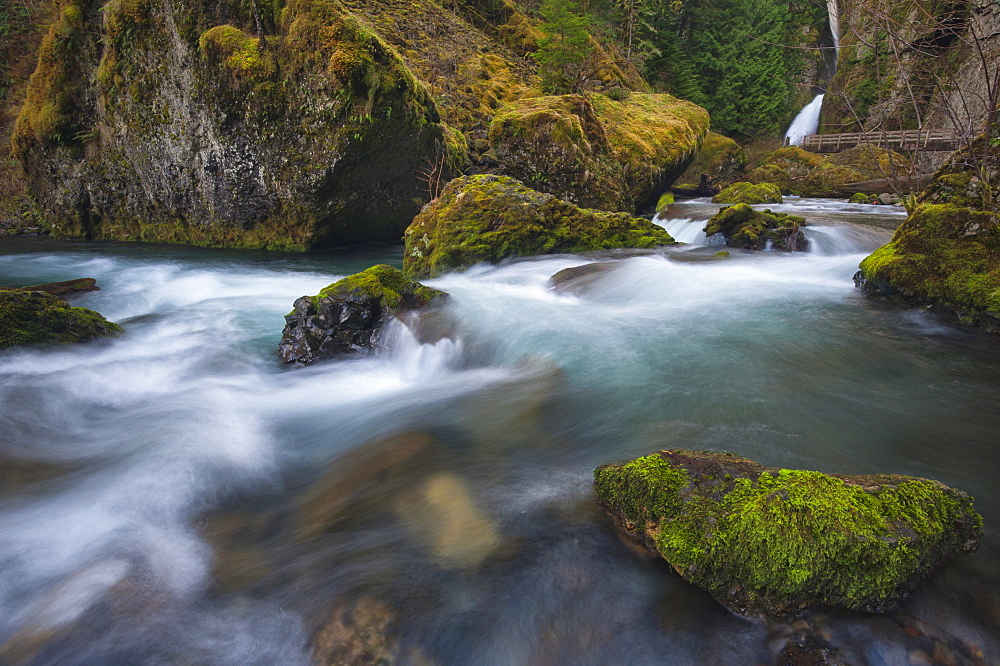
[1,197,998,664]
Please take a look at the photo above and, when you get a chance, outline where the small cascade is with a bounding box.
[654,217,712,245]
[784,93,825,146]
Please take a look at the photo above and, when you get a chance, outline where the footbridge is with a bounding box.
[798,129,965,153]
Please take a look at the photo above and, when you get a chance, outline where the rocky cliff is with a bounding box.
[12,0,460,250]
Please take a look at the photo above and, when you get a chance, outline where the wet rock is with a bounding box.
[395,472,501,569]
[312,597,399,666]
[704,203,807,251]
[594,450,982,617]
[403,175,675,278]
[672,131,748,196]
[0,290,121,350]
[711,181,783,205]
[547,262,620,295]
[779,639,846,666]
[1,278,99,297]
[278,265,447,365]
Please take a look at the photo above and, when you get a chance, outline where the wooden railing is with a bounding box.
[798,129,965,153]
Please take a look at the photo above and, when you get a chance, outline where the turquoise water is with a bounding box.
[1,199,998,664]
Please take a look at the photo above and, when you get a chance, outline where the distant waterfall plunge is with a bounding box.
[784,93,825,145]
[784,0,840,145]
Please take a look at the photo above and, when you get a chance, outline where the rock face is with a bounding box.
[403,174,675,278]
[672,131,748,196]
[0,290,121,350]
[278,265,446,365]
[13,0,458,250]
[855,136,1000,331]
[594,450,983,617]
[487,92,709,212]
[704,203,807,251]
[711,181,782,205]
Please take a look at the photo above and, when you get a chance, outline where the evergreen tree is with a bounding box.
[532,0,595,94]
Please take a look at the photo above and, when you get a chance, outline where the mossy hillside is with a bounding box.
[0,290,121,350]
[312,264,446,311]
[712,181,782,205]
[488,92,709,212]
[918,135,1000,212]
[747,146,824,193]
[403,174,675,278]
[856,203,1000,327]
[672,131,748,195]
[15,0,454,250]
[704,203,807,251]
[748,144,911,196]
[594,450,983,616]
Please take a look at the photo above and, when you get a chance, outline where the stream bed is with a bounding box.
[1,198,998,665]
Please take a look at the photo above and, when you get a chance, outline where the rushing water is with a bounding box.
[784,93,826,146]
[1,198,999,665]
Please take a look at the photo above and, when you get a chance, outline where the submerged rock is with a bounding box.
[594,450,982,617]
[855,136,1000,332]
[547,262,621,295]
[278,265,446,365]
[488,92,709,212]
[711,181,782,205]
[403,175,675,278]
[0,290,121,350]
[1,278,99,297]
[704,203,807,251]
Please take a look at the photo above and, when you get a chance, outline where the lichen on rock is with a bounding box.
[704,203,807,251]
[278,264,447,365]
[711,181,782,205]
[487,92,709,212]
[0,290,121,350]
[403,174,675,278]
[594,449,983,617]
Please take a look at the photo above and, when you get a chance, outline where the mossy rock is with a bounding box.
[672,131,748,196]
[747,146,823,193]
[278,265,447,365]
[488,92,709,212]
[848,192,873,204]
[704,203,807,251]
[711,181,782,205]
[13,0,457,251]
[748,145,911,197]
[855,203,1000,330]
[0,290,121,350]
[918,135,1000,212]
[403,174,676,278]
[594,449,982,616]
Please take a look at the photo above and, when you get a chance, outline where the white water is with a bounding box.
[827,0,841,49]
[784,93,825,145]
[1,197,998,664]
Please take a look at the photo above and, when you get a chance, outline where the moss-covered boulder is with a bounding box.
[672,131,747,196]
[704,203,807,251]
[711,181,782,205]
[748,145,911,197]
[403,174,675,278]
[855,137,1000,331]
[594,450,982,616]
[487,92,709,212]
[1,290,121,350]
[278,265,447,365]
[12,0,459,250]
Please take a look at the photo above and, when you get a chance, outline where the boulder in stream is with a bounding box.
[594,449,982,617]
[704,203,807,251]
[0,278,100,297]
[711,181,782,205]
[0,290,121,350]
[278,265,447,365]
[404,174,675,278]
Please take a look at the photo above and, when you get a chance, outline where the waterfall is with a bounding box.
[827,0,840,48]
[784,94,825,145]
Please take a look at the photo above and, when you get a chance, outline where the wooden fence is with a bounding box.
[798,129,965,153]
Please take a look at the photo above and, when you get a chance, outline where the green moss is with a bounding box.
[403,174,675,277]
[712,181,782,205]
[704,203,806,251]
[314,264,444,311]
[0,290,121,350]
[673,131,747,192]
[198,25,275,77]
[488,92,708,211]
[857,204,1000,320]
[655,191,674,211]
[594,451,983,615]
